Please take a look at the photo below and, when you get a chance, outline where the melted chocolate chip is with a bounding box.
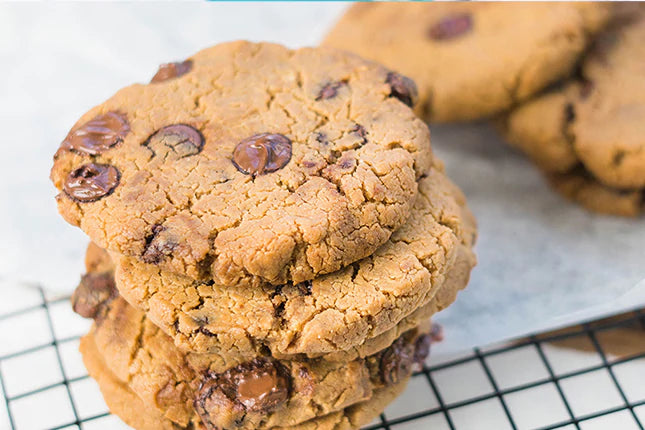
[315,132,329,146]
[413,334,432,366]
[429,13,473,40]
[386,72,418,108]
[61,112,129,155]
[588,32,619,65]
[565,103,576,123]
[429,323,444,343]
[142,224,177,264]
[71,272,117,319]
[150,60,193,83]
[232,133,292,176]
[352,124,368,145]
[316,81,346,101]
[195,359,290,429]
[297,280,313,296]
[380,336,415,385]
[144,124,204,159]
[63,163,120,203]
[580,80,594,99]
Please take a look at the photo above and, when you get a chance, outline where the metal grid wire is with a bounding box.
[0,286,644,430]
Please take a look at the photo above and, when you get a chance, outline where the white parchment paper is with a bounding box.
[1,3,643,353]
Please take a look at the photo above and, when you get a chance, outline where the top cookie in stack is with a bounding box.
[51,41,434,287]
[52,41,477,429]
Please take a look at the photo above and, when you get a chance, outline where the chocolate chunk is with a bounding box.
[565,103,576,123]
[351,124,368,145]
[144,124,204,159]
[315,132,329,146]
[297,280,313,295]
[71,272,116,319]
[150,60,193,83]
[63,163,120,203]
[61,112,129,155]
[579,80,594,99]
[316,81,346,100]
[386,72,418,108]
[413,334,432,366]
[429,13,473,40]
[232,133,292,176]
[429,323,444,343]
[195,359,290,429]
[588,32,619,65]
[142,224,177,264]
[380,336,415,385]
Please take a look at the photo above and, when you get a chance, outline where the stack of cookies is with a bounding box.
[501,4,645,217]
[51,41,476,429]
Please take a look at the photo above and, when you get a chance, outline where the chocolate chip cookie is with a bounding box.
[108,166,476,356]
[78,291,432,430]
[324,2,611,122]
[51,41,434,287]
[501,8,645,216]
[81,328,408,430]
[78,241,442,364]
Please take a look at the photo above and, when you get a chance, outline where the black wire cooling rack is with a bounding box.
[0,286,644,430]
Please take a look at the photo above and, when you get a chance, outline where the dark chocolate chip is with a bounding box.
[297,280,313,296]
[588,32,619,65]
[195,359,290,429]
[316,81,346,101]
[273,301,286,319]
[142,224,177,264]
[565,103,576,123]
[61,112,129,155]
[352,124,367,142]
[150,60,193,83]
[380,336,415,386]
[63,163,120,203]
[198,326,217,337]
[71,272,116,319]
[386,72,418,108]
[315,132,329,146]
[579,80,594,99]
[413,334,432,366]
[428,13,473,40]
[144,124,204,159]
[339,158,355,170]
[232,133,292,176]
[429,323,444,343]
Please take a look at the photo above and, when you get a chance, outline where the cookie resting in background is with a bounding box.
[500,7,645,216]
[324,2,611,123]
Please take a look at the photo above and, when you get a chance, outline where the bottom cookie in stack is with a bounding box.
[82,333,409,430]
[73,265,437,430]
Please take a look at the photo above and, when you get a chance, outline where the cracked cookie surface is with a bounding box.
[81,326,409,430]
[501,7,645,216]
[109,167,476,356]
[51,41,433,286]
[78,291,429,430]
[323,2,610,123]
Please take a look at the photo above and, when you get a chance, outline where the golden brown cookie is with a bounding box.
[81,328,409,430]
[78,293,430,430]
[51,41,434,287]
[109,167,476,356]
[81,241,441,364]
[501,8,645,216]
[324,2,610,122]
